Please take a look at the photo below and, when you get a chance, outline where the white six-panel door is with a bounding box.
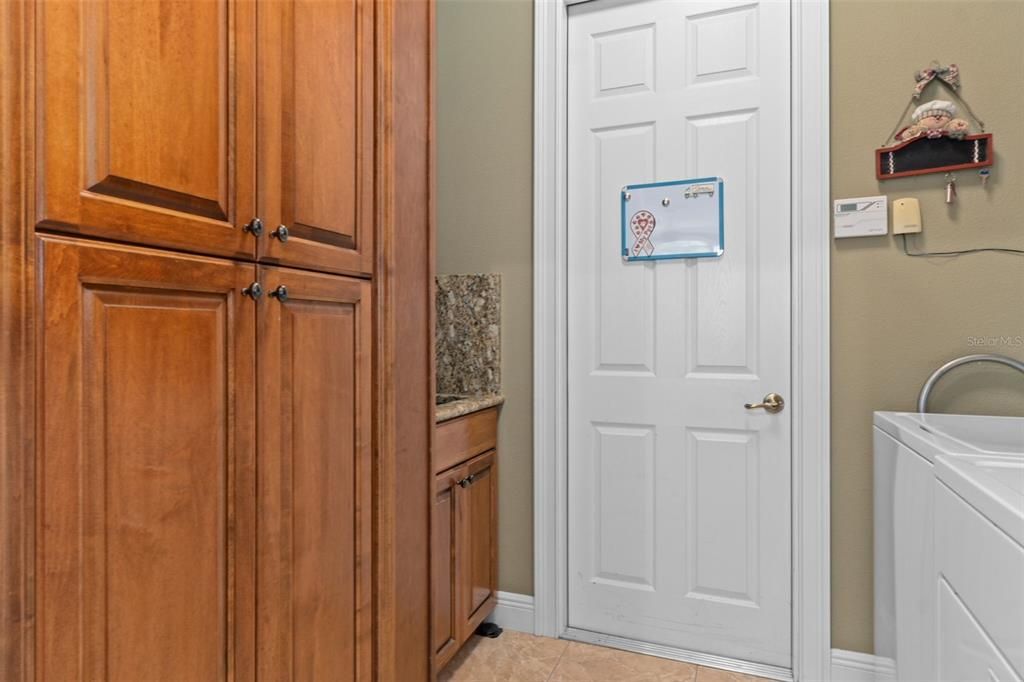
[567,0,792,668]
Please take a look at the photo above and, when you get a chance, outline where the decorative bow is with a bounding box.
[913,63,960,99]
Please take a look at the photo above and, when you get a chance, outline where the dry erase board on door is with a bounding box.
[621,177,724,261]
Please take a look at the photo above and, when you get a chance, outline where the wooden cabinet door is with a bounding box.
[36,236,256,680]
[458,450,498,640]
[257,265,373,680]
[433,466,466,671]
[37,0,256,259]
[256,0,375,276]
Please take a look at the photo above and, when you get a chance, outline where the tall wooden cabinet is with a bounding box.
[36,237,258,680]
[1,0,434,679]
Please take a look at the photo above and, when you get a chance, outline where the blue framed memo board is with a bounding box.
[621,177,724,261]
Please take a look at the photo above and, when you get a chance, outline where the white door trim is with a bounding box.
[532,0,832,680]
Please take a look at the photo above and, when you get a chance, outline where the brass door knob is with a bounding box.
[744,393,785,414]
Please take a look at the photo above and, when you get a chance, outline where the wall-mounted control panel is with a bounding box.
[892,198,922,234]
[834,195,888,238]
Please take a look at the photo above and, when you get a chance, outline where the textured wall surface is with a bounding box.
[829,0,1024,653]
[436,0,535,595]
[436,0,1024,653]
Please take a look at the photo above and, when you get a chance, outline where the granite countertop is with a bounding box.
[435,273,503,424]
[435,393,505,423]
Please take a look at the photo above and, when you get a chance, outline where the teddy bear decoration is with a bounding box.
[895,100,971,142]
[875,62,994,201]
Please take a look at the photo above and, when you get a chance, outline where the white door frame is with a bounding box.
[532,1,832,680]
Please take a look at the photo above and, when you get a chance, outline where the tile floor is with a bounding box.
[438,630,771,682]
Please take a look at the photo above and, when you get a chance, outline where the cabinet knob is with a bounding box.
[245,217,264,237]
[242,282,264,300]
[271,225,290,242]
[458,474,476,488]
[270,285,288,302]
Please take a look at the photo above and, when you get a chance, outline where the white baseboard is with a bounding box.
[486,591,535,634]
[830,649,897,682]
[487,601,891,682]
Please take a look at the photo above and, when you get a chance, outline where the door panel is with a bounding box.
[37,0,256,259]
[567,0,792,667]
[257,266,372,680]
[36,236,256,680]
[459,450,497,637]
[257,0,374,275]
[433,467,465,671]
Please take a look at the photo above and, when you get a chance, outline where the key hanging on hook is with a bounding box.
[945,173,957,204]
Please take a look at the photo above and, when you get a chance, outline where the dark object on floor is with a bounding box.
[475,622,503,639]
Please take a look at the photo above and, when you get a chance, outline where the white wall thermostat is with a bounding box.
[833,195,888,238]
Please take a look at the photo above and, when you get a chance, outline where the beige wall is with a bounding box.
[436,0,535,595]
[830,0,1024,652]
[437,0,1024,652]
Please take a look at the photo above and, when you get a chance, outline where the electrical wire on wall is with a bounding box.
[900,234,1024,257]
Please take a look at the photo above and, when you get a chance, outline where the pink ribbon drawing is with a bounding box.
[630,210,656,257]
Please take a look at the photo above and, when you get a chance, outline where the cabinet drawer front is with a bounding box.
[436,408,498,473]
[37,236,256,681]
[37,0,256,259]
[936,481,1024,675]
[257,0,375,276]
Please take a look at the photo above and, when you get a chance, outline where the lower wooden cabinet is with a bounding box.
[433,466,463,666]
[36,236,373,680]
[256,264,373,680]
[460,451,498,632]
[37,236,257,680]
[433,409,499,672]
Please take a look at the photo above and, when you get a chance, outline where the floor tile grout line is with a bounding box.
[544,637,571,682]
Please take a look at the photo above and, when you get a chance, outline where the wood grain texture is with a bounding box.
[36,0,256,259]
[0,0,33,677]
[374,0,435,679]
[257,266,373,681]
[257,0,375,276]
[460,449,498,638]
[432,467,465,671]
[435,408,499,475]
[432,425,498,675]
[35,236,256,680]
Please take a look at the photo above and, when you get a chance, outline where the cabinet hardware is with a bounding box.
[270,285,288,302]
[242,282,264,300]
[245,217,264,237]
[458,474,476,488]
[271,225,290,242]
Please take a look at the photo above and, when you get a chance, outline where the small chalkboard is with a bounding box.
[876,133,993,180]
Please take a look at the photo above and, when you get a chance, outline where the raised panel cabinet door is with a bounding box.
[37,0,256,258]
[256,0,374,276]
[433,466,466,672]
[36,236,257,681]
[257,265,373,680]
[458,450,498,640]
